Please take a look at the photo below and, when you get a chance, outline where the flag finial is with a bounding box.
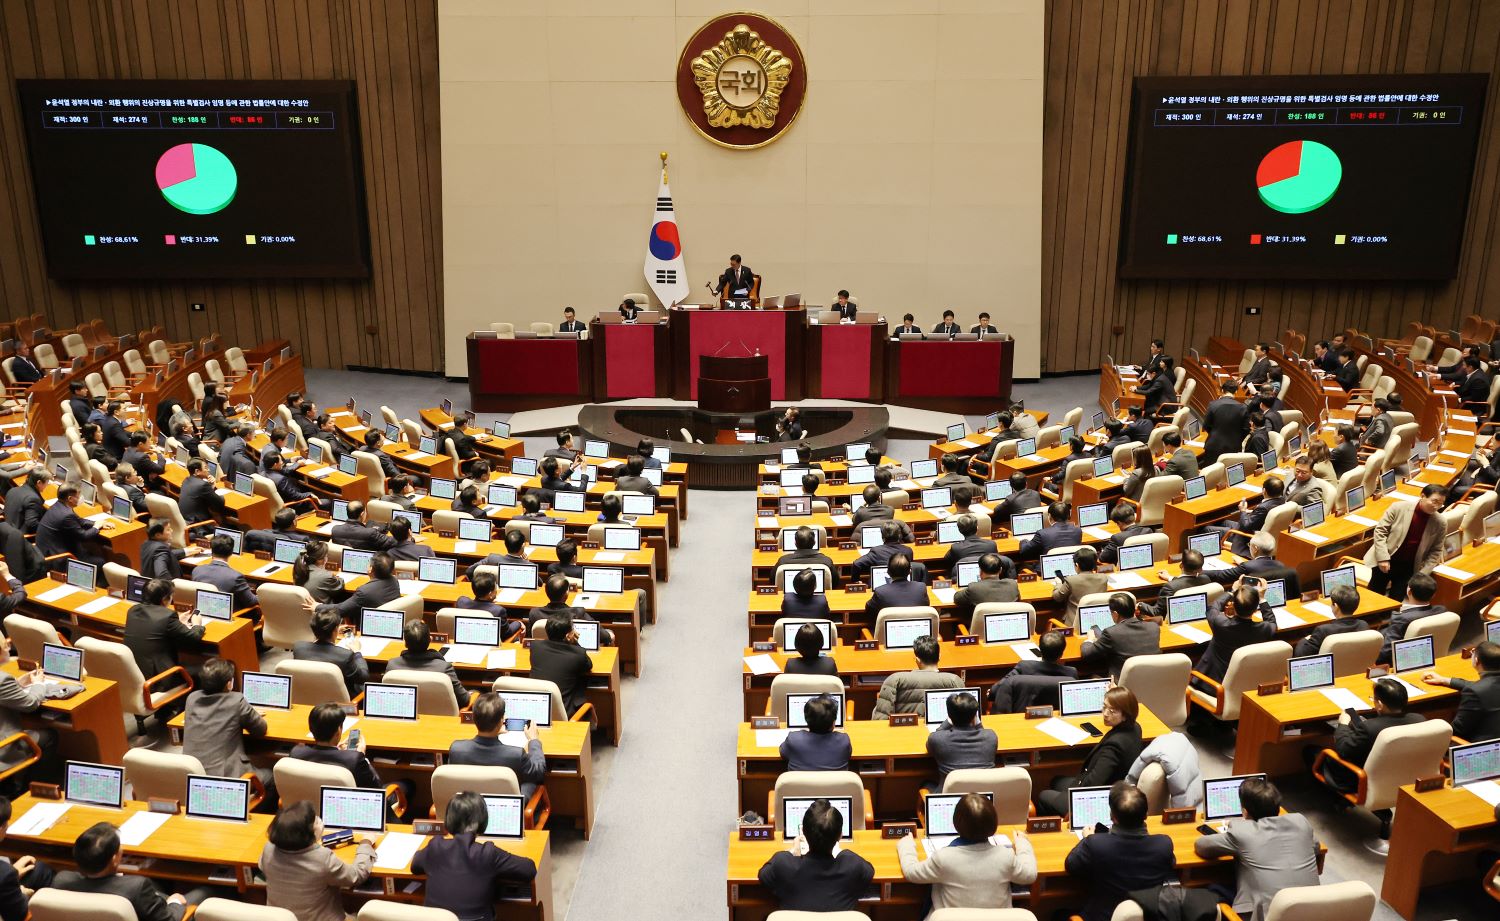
[660,151,668,181]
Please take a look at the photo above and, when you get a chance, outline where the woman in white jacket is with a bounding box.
[896,793,1037,916]
[1125,731,1203,809]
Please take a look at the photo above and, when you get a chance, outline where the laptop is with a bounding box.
[65,761,124,808]
[1450,739,1500,787]
[910,459,939,480]
[552,491,585,513]
[430,477,457,500]
[1300,500,1325,529]
[924,791,994,845]
[924,687,982,726]
[241,671,293,710]
[582,566,624,594]
[584,440,611,460]
[185,775,251,822]
[40,643,84,690]
[497,562,539,590]
[481,793,526,839]
[1058,678,1112,716]
[1380,469,1398,492]
[782,568,825,593]
[1184,476,1207,501]
[452,615,502,648]
[529,523,565,547]
[1320,565,1357,597]
[622,494,656,517]
[1077,502,1108,528]
[320,786,386,833]
[781,796,854,840]
[786,692,845,729]
[195,588,235,622]
[110,495,133,521]
[936,520,962,544]
[1488,618,1500,646]
[66,559,97,593]
[1040,551,1076,579]
[883,617,931,649]
[363,682,419,721]
[1167,592,1208,624]
[985,480,1012,501]
[1392,635,1435,674]
[341,549,375,576]
[604,527,642,551]
[360,607,406,641]
[496,690,552,728]
[781,620,834,652]
[921,487,952,510]
[338,454,358,476]
[1079,603,1114,637]
[271,538,307,565]
[573,620,601,652]
[418,556,457,585]
[1117,542,1154,571]
[457,517,493,543]
[1203,774,1268,822]
[1011,511,1044,537]
[1068,785,1112,831]
[1287,654,1335,692]
[779,496,812,517]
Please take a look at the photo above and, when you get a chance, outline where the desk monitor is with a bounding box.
[196,588,234,622]
[846,442,872,461]
[1068,785,1112,831]
[1226,463,1246,487]
[510,457,538,477]
[457,517,493,543]
[604,527,642,551]
[489,483,520,508]
[308,442,325,464]
[418,556,457,585]
[1287,654,1335,692]
[1320,565,1356,597]
[360,607,406,640]
[1345,485,1367,514]
[622,494,656,517]
[497,690,552,727]
[338,454,359,476]
[924,687,982,726]
[110,495,133,521]
[341,549,374,576]
[947,422,966,442]
[642,467,663,487]
[384,422,401,443]
[1261,578,1286,610]
[954,561,980,587]
[779,447,799,465]
[582,566,624,594]
[779,468,808,489]
[1059,425,1077,443]
[552,491,585,513]
[925,792,993,838]
[910,459,939,480]
[453,615,501,648]
[1090,411,1106,432]
[497,562,538,590]
[983,611,1031,644]
[1117,542,1154,571]
[1077,502,1108,528]
[848,464,876,485]
[883,617,931,650]
[65,761,124,808]
[1380,469,1397,492]
[1184,476,1207,501]
[1488,618,1500,646]
[391,509,423,533]
[1300,500,1325,529]
[983,412,1001,432]
[233,471,255,497]
[781,528,817,551]
[1079,603,1114,638]
[529,523,565,547]
[584,439,610,460]
[1203,774,1268,821]
[921,487,952,510]
[1450,739,1500,787]
[214,527,244,555]
[778,496,812,517]
[1040,551,1076,579]
[363,682,419,721]
[848,493,866,513]
[1443,529,1465,561]
[441,398,453,416]
[1167,592,1208,624]
[492,420,511,439]
[653,446,671,464]
[1393,635,1435,674]
[1185,419,1201,440]
[1059,678,1112,716]
[787,692,845,729]
[79,481,97,507]
[869,566,892,590]
[1011,511,1044,537]
[186,775,250,822]
[936,520,962,544]
[65,559,97,593]
[781,796,854,840]
[782,620,834,652]
[430,477,457,500]
[241,671,293,710]
[41,643,83,682]
[781,568,825,594]
[573,620,600,651]
[1092,456,1115,477]
[1485,510,1500,539]
[320,786,386,833]
[1016,438,1037,458]
[125,574,148,603]
[332,499,351,522]
[481,793,526,839]
[1187,531,1221,559]
[859,526,884,550]
[985,480,1012,502]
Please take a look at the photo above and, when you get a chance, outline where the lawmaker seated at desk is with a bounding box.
[1422,640,1500,742]
[954,552,1020,623]
[412,790,540,921]
[1037,686,1144,816]
[785,621,838,676]
[55,822,207,921]
[294,608,369,697]
[781,570,833,620]
[927,691,997,786]
[1194,776,1321,920]
[447,692,546,798]
[777,526,837,589]
[293,541,346,604]
[260,800,375,921]
[529,613,594,718]
[896,793,1036,915]
[870,634,961,720]
[1293,585,1368,657]
[1063,782,1181,921]
[756,798,874,914]
[780,693,851,772]
[1080,592,1161,680]
[456,573,526,642]
[990,630,1078,713]
[389,619,473,710]
[290,702,412,818]
[1312,677,1427,798]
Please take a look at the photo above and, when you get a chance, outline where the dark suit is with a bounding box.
[288,741,382,788]
[122,448,165,483]
[52,871,184,921]
[124,603,206,681]
[193,558,258,611]
[1019,522,1082,559]
[931,321,960,337]
[835,303,858,321]
[776,548,837,587]
[1330,440,1358,476]
[529,638,592,715]
[852,542,927,581]
[757,850,875,913]
[1039,720,1146,817]
[3,484,44,535]
[864,578,929,618]
[6,356,39,385]
[388,648,472,708]
[1135,374,1175,416]
[387,539,434,562]
[0,522,45,584]
[1227,496,1278,557]
[1458,370,1492,409]
[558,319,586,333]
[36,502,100,562]
[718,265,755,296]
[410,832,537,921]
[217,435,255,478]
[1001,489,1044,521]
[891,324,923,338]
[1243,357,1271,386]
[970,323,997,335]
[953,577,1021,623]
[614,473,657,496]
[1063,825,1177,921]
[1448,673,1500,741]
[270,470,316,507]
[448,736,547,797]
[1082,618,1162,678]
[1208,557,1299,596]
[780,593,833,619]
[331,520,396,551]
[1242,428,1270,460]
[316,575,400,621]
[1317,350,1341,375]
[178,476,225,525]
[243,528,299,556]
[1293,618,1370,658]
[926,722,998,785]
[69,396,93,428]
[851,503,894,526]
[1335,360,1360,391]
[941,536,997,571]
[1324,711,1426,792]
[1195,597,1276,683]
[781,729,853,772]
[1202,396,1249,465]
[1360,412,1393,450]
[292,640,369,697]
[1152,572,1214,615]
[140,539,186,580]
[1376,603,1445,663]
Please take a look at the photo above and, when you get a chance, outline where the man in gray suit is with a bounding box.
[850,484,895,526]
[181,657,269,785]
[614,455,658,496]
[1160,431,1199,479]
[926,691,997,787]
[447,692,547,798]
[55,822,193,919]
[1193,778,1319,919]
[953,552,1020,623]
[1052,546,1110,628]
[1081,592,1162,679]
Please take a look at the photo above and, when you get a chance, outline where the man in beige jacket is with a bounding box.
[1363,483,1446,600]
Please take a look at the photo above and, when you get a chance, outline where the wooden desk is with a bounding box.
[246,432,370,503]
[926,412,1051,461]
[160,461,274,530]
[417,407,525,469]
[1,662,127,765]
[1384,783,1500,919]
[326,409,456,481]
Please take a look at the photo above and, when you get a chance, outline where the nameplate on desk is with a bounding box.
[430,633,450,644]
[846,582,868,594]
[1414,774,1446,793]
[915,537,934,546]
[751,716,780,730]
[758,543,776,553]
[882,822,917,839]
[1257,681,1284,696]
[1161,807,1197,825]
[339,703,358,716]
[903,503,920,511]
[751,642,775,653]
[29,782,60,800]
[460,711,475,724]
[16,659,36,673]
[755,586,778,595]
[148,797,180,815]
[412,819,445,835]
[757,509,776,518]
[888,712,920,727]
[316,510,331,520]
[855,639,879,651]
[580,541,601,550]
[839,542,857,551]
[739,825,775,841]
[252,550,271,560]
[1017,573,1037,583]
[1026,816,1062,834]
[955,635,979,647]
[1024,705,1053,720]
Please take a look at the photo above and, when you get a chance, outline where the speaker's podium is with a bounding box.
[698,354,770,414]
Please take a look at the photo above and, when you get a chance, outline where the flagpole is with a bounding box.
[661,150,668,183]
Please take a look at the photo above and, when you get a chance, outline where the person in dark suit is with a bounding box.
[832,290,858,321]
[927,691,997,786]
[243,508,302,557]
[256,428,289,474]
[454,573,524,641]
[1097,504,1153,566]
[466,528,530,582]
[781,570,833,620]
[1423,640,1500,741]
[850,484,895,526]
[933,452,971,488]
[1063,783,1178,921]
[529,613,593,717]
[288,703,390,790]
[784,621,838,676]
[1241,342,1272,388]
[1150,549,1214,615]
[294,608,370,697]
[523,574,586,632]
[362,430,401,482]
[636,439,663,470]
[67,381,93,429]
[774,407,804,442]
[313,552,400,623]
[450,485,487,519]
[1329,424,1359,477]
[1318,677,1425,793]
[1242,412,1271,461]
[852,519,926,582]
[36,484,105,567]
[1081,592,1163,678]
[388,619,472,709]
[970,311,999,336]
[953,552,1020,622]
[412,792,537,921]
[1375,573,1446,664]
[1293,585,1368,657]
[1360,399,1395,451]
[931,310,961,337]
[1194,583,1276,686]
[865,553,928,618]
[1194,778,1320,920]
[614,455,658,496]
[780,693,851,771]
[1045,437,1092,493]
[1092,418,1132,459]
[1334,349,1360,391]
[1312,339,1339,375]
[122,432,166,489]
[1226,475,1284,558]
[777,526,837,588]
[1038,687,1146,816]
[757,799,875,913]
[177,460,226,532]
[1134,367,1175,419]
[1208,531,1301,595]
[123,578,206,687]
[1201,380,1249,465]
[715,254,754,300]
[6,344,40,386]
[988,630,1077,712]
[558,307,586,334]
[0,795,54,917]
[3,467,48,536]
[940,514,997,571]
[1456,355,1492,412]
[54,822,193,920]
[534,455,582,505]
[447,692,546,796]
[266,454,322,510]
[193,534,258,612]
[383,517,433,563]
[543,431,577,462]
[0,524,44,586]
[331,501,396,552]
[1052,546,1110,628]
[1018,501,1082,560]
[545,540,583,581]
[1139,339,1170,378]
[617,298,642,321]
[891,313,923,338]
[139,519,187,580]
[216,423,256,480]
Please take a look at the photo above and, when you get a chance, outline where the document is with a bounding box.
[404,451,432,461]
[354,638,390,657]
[1235,482,1261,492]
[1345,515,1376,528]
[829,515,853,527]
[1433,564,1474,581]
[373,832,425,870]
[1300,600,1334,619]
[253,563,286,578]
[486,648,517,669]
[495,588,527,604]
[1318,687,1371,712]
[443,645,489,666]
[1297,532,1330,544]
[1107,572,1149,590]
[454,540,478,553]
[1426,464,1457,475]
[9,802,71,836]
[955,439,978,449]
[76,596,123,616]
[1461,780,1500,807]
[1386,676,1427,699]
[397,580,427,596]
[931,587,957,605]
[497,475,528,486]
[36,584,80,603]
[755,729,790,749]
[1271,608,1305,630]
[743,654,781,676]
[1009,643,1040,661]
[1035,718,1090,747]
[1083,526,1112,541]
[592,551,627,562]
[1170,623,1211,644]
[118,811,173,846]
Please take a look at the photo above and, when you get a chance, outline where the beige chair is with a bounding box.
[941,766,1032,825]
[249,472,285,514]
[1052,458,1094,505]
[385,668,462,717]
[1320,630,1384,677]
[33,342,59,370]
[196,899,299,921]
[186,371,206,404]
[275,658,356,706]
[1384,423,1419,472]
[29,890,137,921]
[366,498,402,526]
[1461,489,1498,543]
[930,911,1037,921]
[148,338,172,364]
[881,488,910,508]
[1188,640,1292,722]
[587,521,640,545]
[768,914,872,921]
[76,636,192,734]
[123,348,149,377]
[124,748,209,801]
[1313,719,1451,850]
[871,607,939,647]
[1062,406,1083,432]
[1145,424,1177,455]
[429,763,549,829]
[1218,452,1258,477]
[171,577,220,611]
[1408,335,1434,363]
[60,332,87,359]
[1111,441,1142,470]
[1122,531,1169,563]
[1106,900,1146,921]
[203,358,227,385]
[102,360,128,392]
[530,322,554,337]
[967,602,1036,638]
[489,323,515,338]
[102,561,141,593]
[3,613,67,664]
[1333,466,1366,514]
[358,903,460,921]
[1262,880,1376,921]
[493,674,594,723]
[400,418,424,448]
[769,770,873,835]
[1035,424,1061,450]
[1126,474,1183,528]
[258,583,317,650]
[431,509,473,534]
[1404,610,1461,656]
[768,673,845,722]
[144,493,211,548]
[1119,653,1191,729]
[223,346,249,376]
[274,757,406,818]
[378,592,425,621]
[353,450,387,496]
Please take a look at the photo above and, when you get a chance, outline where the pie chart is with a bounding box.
[1256,140,1341,214]
[155,143,237,215]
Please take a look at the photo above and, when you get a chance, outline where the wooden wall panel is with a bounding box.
[0,0,443,373]
[1043,0,1500,373]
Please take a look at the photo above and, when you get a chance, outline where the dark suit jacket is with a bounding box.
[193,558,258,611]
[1243,428,1270,459]
[835,303,858,320]
[852,542,927,581]
[1243,357,1271,386]
[1000,489,1044,521]
[1076,720,1145,788]
[1208,557,1299,596]
[865,578,929,618]
[1202,397,1249,463]
[1082,618,1162,678]
[1325,711,1426,791]
[69,396,94,428]
[448,736,547,796]
[1458,371,1492,407]
[288,741,382,788]
[3,484,44,535]
[124,603,206,680]
[614,474,658,496]
[317,575,400,621]
[776,548,838,587]
[178,475,226,524]
[1335,360,1360,391]
[0,522,45,584]
[1293,618,1370,658]
[931,321,961,336]
[292,639,369,697]
[941,536,997,571]
[781,729,853,772]
[1019,522,1083,559]
[1196,598,1276,683]
[36,502,98,559]
[122,448,165,481]
[217,436,255,478]
[331,520,396,551]
[780,593,833,618]
[1152,572,1214,615]
[243,528,299,556]
[719,265,754,294]
[53,871,184,921]
[990,670,1073,713]
[1098,525,1153,565]
[270,470,314,504]
[1377,603,1445,663]
[140,539,186,580]
[757,851,875,913]
[1330,440,1358,475]
[387,539,434,562]
[529,638,592,715]
[1449,673,1500,742]
[410,832,538,921]
[558,319,586,332]
[926,722,998,785]
[1064,825,1177,921]
[388,648,472,708]
[99,416,129,459]
[851,503,894,526]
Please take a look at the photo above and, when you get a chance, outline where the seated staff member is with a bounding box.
[413,791,539,921]
[897,793,1036,915]
[941,514,997,571]
[989,631,1077,714]
[293,608,369,697]
[1423,640,1500,742]
[1194,777,1320,920]
[55,822,200,920]
[260,800,375,921]
[288,702,412,813]
[181,658,269,788]
[871,635,961,719]
[558,306,585,333]
[466,528,530,581]
[448,693,546,798]
[1098,504,1153,566]
[780,693,851,772]
[891,313,922,337]
[381,475,420,510]
[0,637,58,788]
[361,430,401,481]
[544,431,577,461]
[1037,687,1144,816]
[833,290,858,321]
[614,455,658,496]
[1064,783,1179,921]
[1018,501,1081,560]
[36,483,105,567]
[781,569,833,619]
[971,312,998,336]
[617,298,641,321]
[756,799,874,913]
[388,619,472,709]
[525,574,614,644]
[932,310,961,337]
[927,691,997,786]
[784,621,838,676]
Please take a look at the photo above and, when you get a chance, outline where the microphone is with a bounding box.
[712,340,731,356]
[737,339,754,356]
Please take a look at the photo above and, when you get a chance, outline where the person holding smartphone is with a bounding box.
[446,692,546,799]
[1037,687,1144,816]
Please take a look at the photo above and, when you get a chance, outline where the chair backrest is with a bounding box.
[1403,611,1461,656]
[1260,500,1301,536]
[1145,424,1175,455]
[429,764,520,817]
[941,766,1032,825]
[1109,903,1145,921]
[1320,630,1384,677]
[490,323,515,338]
[196,899,299,921]
[1218,452,1258,477]
[365,498,400,526]
[385,668,460,716]
[124,348,148,376]
[1063,406,1083,431]
[29,889,138,921]
[275,658,352,706]
[358,903,460,921]
[968,602,1036,638]
[929,910,1038,921]
[530,322,554,336]
[772,770,866,834]
[258,583,317,649]
[1111,441,1141,468]
[1461,489,1498,544]
[149,339,171,364]
[1334,466,1366,514]
[1122,531,1169,563]
[492,674,569,721]
[75,636,150,716]
[431,509,474,534]
[1136,760,1169,814]
[1365,719,1453,810]
[225,347,248,374]
[171,578,219,611]
[1386,423,1419,470]
[274,757,355,810]
[378,592,425,620]
[3,613,65,663]
[873,607,939,647]
[1264,880,1376,921]
[1136,474,1184,527]
[881,488,909,508]
[144,493,191,548]
[1359,362,1382,390]
[1218,641,1293,720]
[1409,335,1434,362]
[1119,653,1192,729]
[773,563,834,594]
[1058,458,1093,505]
[250,472,283,513]
[400,419,424,448]
[1035,425,1061,450]
[1238,348,1255,374]
[124,748,206,801]
[85,458,111,491]
[353,450,387,496]
[34,342,59,369]
[103,360,127,389]
[768,673,845,721]
[187,372,205,403]
[102,561,141,592]
[61,332,88,358]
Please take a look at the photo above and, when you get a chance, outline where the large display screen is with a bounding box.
[17,79,370,279]
[1118,74,1488,280]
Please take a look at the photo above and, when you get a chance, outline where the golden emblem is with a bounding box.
[689,24,793,130]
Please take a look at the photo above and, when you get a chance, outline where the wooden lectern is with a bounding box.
[698,354,770,413]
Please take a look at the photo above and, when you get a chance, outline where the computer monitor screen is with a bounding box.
[481,793,526,839]
[1345,485,1366,513]
[497,563,538,590]
[985,480,1012,501]
[883,617,931,649]
[1117,542,1154,571]
[1321,565,1356,597]
[79,481,97,507]
[652,446,671,463]
[359,608,406,641]
[1184,476,1207,500]
[441,398,453,415]
[1226,463,1246,486]
[233,472,254,496]
[584,439,610,460]
[1488,618,1500,646]
[583,566,623,593]
[1393,635,1435,674]
[1092,456,1114,477]
[186,775,250,821]
[924,688,982,726]
[1187,531,1221,558]
[604,527,642,551]
[308,442,325,464]
[498,690,552,727]
[341,549,374,576]
[488,483,519,508]
[947,422,966,442]
[1381,469,1398,492]
[1058,678,1112,716]
[551,491,585,513]
[1091,411,1106,431]
[859,526,884,550]
[910,459,939,479]
[273,538,307,564]
[65,761,123,808]
[1203,774,1268,821]
[453,615,501,647]
[984,412,1001,431]
[332,499,351,522]
[921,487,952,510]
[457,518,493,542]
[1077,502,1108,528]
[954,561,980,587]
[782,620,834,652]
[1301,500,1326,529]
[870,566,892,590]
[320,786,386,833]
[1451,739,1500,787]
[419,435,438,456]
[1011,512,1044,537]
[778,496,811,517]
[1060,425,1076,443]
[418,557,457,585]
[111,496,133,520]
[430,478,457,500]
[1289,434,1303,453]
[241,671,292,709]
[924,792,993,837]
[786,692,845,729]
[338,454,358,476]
[782,568,825,594]
[1068,786,1112,830]
[41,643,83,681]
[196,588,234,621]
[778,447,799,465]
[391,509,423,533]
[1040,552,1076,579]
[65,559,97,593]
[642,467,662,486]
[1167,592,1208,624]
[511,457,538,477]
[1079,604,1114,637]
[492,420,511,439]
[573,620,600,651]
[363,682,418,721]
[383,422,400,442]
[847,464,876,485]
[125,574,148,603]
[1016,438,1036,458]
[936,520,962,544]
[621,494,656,517]
[529,523,565,547]
[214,527,244,555]
[1287,654,1335,692]
[779,468,808,489]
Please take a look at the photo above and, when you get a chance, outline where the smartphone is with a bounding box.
[504,718,530,732]
[346,729,362,750]
[1080,721,1104,737]
[1197,823,1218,836]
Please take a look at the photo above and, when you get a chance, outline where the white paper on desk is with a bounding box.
[931,587,957,605]
[1083,526,1112,541]
[521,546,536,558]
[1298,532,1330,544]
[829,515,853,527]
[755,728,791,748]
[1035,717,1091,746]
[593,551,626,562]
[329,410,353,418]
[404,451,432,461]
[1387,676,1427,698]
[1461,780,1500,807]
[574,592,600,608]
[893,480,919,491]
[1102,474,1125,485]
[36,584,80,603]
[497,475,527,486]
[1203,558,1233,571]
[1010,642,1040,661]
[253,563,286,578]
[215,488,230,496]
[1271,608,1305,630]
[1427,464,1457,474]
[955,439,978,449]
[443,644,489,665]
[85,512,110,524]
[1171,623,1212,644]
[10,802,70,837]
[1433,564,1475,580]
[1388,491,1418,504]
[1301,600,1334,619]
[355,638,390,657]
[744,654,781,676]
[118,810,172,846]
[1345,515,1376,528]
[486,648,517,669]
[76,595,123,616]
[303,466,332,479]
[1454,414,1478,423]
[454,540,478,553]
[1186,440,1205,449]
[1235,482,1261,492]
[397,580,427,596]
[317,520,337,534]
[498,730,528,748]
[1450,428,1476,437]
[374,831,425,870]
[1319,687,1371,712]
[495,588,526,604]
[347,426,368,437]
[1107,572,1149,590]
[1441,449,1470,460]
